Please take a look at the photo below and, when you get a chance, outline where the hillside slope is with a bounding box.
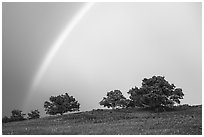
[2,105,202,135]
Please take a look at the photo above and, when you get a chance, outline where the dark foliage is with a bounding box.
[128,76,184,111]
[99,90,129,109]
[2,116,10,123]
[27,110,40,120]
[10,109,26,122]
[44,93,80,115]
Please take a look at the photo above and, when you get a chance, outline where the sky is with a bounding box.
[2,2,202,117]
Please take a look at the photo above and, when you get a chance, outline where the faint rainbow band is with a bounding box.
[24,3,94,110]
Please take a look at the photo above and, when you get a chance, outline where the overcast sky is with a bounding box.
[2,2,202,117]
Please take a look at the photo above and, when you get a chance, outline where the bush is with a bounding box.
[44,93,80,115]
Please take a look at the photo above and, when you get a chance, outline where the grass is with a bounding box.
[2,105,202,135]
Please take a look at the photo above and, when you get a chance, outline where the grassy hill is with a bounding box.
[2,105,202,135]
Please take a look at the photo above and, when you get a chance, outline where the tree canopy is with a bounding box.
[128,76,184,110]
[10,109,26,121]
[44,93,80,115]
[99,90,128,109]
[27,110,40,119]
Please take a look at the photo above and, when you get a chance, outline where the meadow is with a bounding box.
[2,105,202,135]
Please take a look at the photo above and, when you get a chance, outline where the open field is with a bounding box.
[2,105,202,135]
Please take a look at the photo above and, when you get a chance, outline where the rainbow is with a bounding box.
[24,3,94,110]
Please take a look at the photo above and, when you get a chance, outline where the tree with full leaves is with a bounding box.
[27,109,40,120]
[128,76,184,110]
[10,109,26,121]
[99,90,128,109]
[44,93,80,115]
[2,116,10,123]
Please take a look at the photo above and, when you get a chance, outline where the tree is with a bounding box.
[99,90,128,109]
[10,109,26,121]
[44,93,80,115]
[2,116,10,123]
[27,109,40,120]
[128,76,184,110]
